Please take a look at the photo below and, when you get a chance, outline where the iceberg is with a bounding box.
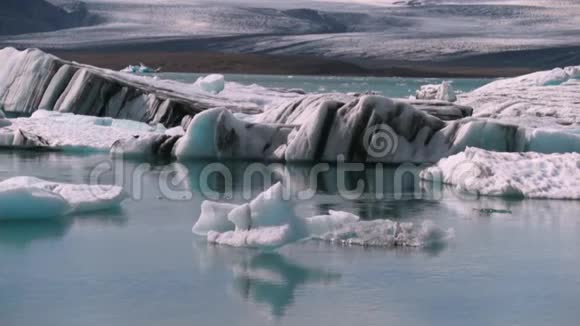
[0,176,127,220]
[421,147,580,200]
[193,182,453,249]
[168,96,580,163]
[120,64,157,74]
[415,81,457,102]
[194,74,225,94]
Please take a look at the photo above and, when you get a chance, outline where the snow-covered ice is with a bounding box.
[193,182,453,249]
[1,110,166,152]
[0,176,127,220]
[459,65,580,129]
[421,147,580,200]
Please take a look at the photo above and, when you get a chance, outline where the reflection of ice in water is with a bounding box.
[233,253,340,317]
[0,219,71,248]
[193,242,340,318]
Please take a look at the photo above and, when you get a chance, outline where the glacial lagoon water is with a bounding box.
[159,73,491,98]
[1,76,579,326]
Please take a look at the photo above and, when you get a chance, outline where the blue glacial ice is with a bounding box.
[0,176,127,220]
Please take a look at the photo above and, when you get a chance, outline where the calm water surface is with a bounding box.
[158,73,491,98]
[1,151,579,326]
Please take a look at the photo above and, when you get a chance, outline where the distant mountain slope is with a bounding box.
[0,0,96,36]
[1,0,579,73]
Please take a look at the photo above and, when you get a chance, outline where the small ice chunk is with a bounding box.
[207,225,293,249]
[248,182,295,228]
[416,81,456,102]
[192,183,303,248]
[120,64,156,74]
[0,176,127,220]
[193,183,453,250]
[305,210,360,235]
[565,66,580,79]
[313,220,453,248]
[192,201,238,235]
[0,187,70,220]
[194,74,225,94]
[228,203,252,231]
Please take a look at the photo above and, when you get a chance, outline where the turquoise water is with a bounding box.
[158,73,491,98]
[1,151,579,326]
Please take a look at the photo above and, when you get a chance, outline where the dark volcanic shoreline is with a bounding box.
[47,49,531,78]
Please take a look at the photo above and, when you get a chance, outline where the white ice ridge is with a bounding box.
[0,176,127,220]
[421,147,580,200]
[459,65,580,129]
[415,81,457,102]
[192,182,453,249]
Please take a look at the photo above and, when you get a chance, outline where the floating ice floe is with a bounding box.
[120,63,157,74]
[192,182,453,249]
[420,147,580,200]
[194,74,225,94]
[0,176,127,220]
[1,110,167,152]
[459,65,580,129]
[415,81,457,102]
